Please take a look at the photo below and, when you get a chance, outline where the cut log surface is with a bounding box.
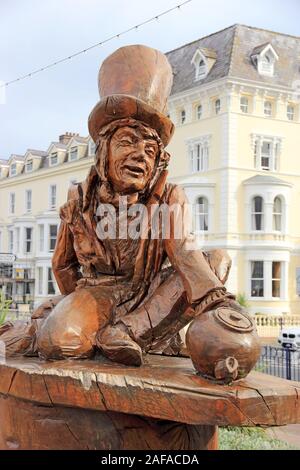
[0,355,299,427]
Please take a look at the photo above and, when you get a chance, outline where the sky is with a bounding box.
[0,0,299,157]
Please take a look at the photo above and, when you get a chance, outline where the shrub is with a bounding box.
[0,291,12,326]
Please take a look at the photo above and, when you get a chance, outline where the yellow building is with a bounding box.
[166,24,300,315]
[0,133,95,307]
[0,24,300,316]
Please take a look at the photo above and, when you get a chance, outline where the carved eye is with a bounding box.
[145,145,156,157]
[120,139,134,146]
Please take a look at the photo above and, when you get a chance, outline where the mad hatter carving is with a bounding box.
[0,45,260,382]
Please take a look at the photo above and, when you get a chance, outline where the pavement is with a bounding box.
[266,425,300,448]
[260,338,300,448]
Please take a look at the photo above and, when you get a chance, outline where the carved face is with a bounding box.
[107,126,158,193]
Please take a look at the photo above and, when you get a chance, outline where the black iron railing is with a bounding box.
[255,345,300,382]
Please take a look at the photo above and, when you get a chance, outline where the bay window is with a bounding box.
[251,261,264,297]
[251,196,264,231]
[195,197,209,232]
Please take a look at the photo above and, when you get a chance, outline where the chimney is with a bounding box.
[59,132,78,145]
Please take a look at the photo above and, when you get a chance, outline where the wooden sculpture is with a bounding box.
[0,45,260,382]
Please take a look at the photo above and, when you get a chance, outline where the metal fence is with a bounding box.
[255,345,300,382]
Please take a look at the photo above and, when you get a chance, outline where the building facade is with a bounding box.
[0,133,95,307]
[1,24,300,315]
[166,24,300,315]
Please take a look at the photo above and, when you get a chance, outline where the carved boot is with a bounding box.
[96,323,143,366]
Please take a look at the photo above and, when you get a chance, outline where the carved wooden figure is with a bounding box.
[0,45,260,383]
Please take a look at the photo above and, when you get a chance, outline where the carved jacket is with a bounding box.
[52,165,222,318]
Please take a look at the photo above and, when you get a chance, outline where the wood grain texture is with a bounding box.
[0,355,299,427]
[0,395,217,450]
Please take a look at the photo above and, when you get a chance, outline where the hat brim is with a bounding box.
[88,95,174,147]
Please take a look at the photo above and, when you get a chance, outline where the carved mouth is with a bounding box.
[123,165,145,176]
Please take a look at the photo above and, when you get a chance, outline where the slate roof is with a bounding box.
[26,149,48,157]
[166,24,300,95]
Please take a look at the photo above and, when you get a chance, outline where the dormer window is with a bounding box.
[251,43,278,77]
[197,60,206,78]
[191,48,216,82]
[287,105,295,121]
[26,160,33,172]
[89,140,96,155]
[69,147,78,161]
[50,152,58,166]
[10,163,17,177]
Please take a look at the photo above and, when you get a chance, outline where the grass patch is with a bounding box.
[219,427,296,450]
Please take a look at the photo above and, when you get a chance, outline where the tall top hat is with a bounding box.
[88,45,174,147]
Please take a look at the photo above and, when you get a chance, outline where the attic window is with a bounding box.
[10,163,17,177]
[191,49,214,81]
[69,147,78,161]
[26,160,33,172]
[50,153,58,166]
[252,44,278,77]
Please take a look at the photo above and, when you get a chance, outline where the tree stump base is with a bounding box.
[0,355,299,450]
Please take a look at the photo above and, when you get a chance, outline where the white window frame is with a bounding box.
[250,260,264,298]
[8,230,14,254]
[49,184,57,210]
[194,196,209,232]
[37,267,43,295]
[251,196,264,231]
[196,104,202,120]
[49,224,58,252]
[9,192,15,215]
[89,140,96,156]
[25,189,32,213]
[255,46,278,77]
[187,135,211,174]
[191,50,209,81]
[252,134,282,172]
[10,163,17,177]
[69,147,78,161]
[47,267,56,295]
[50,152,58,166]
[272,261,281,298]
[287,105,295,121]
[249,260,284,300]
[240,96,249,113]
[264,100,273,117]
[15,227,20,254]
[26,160,33,173]
[215,99,221,115]
[24,227,33,254]
[180,109,186,125]
[39,225,44,252]
[273,196,282,232]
